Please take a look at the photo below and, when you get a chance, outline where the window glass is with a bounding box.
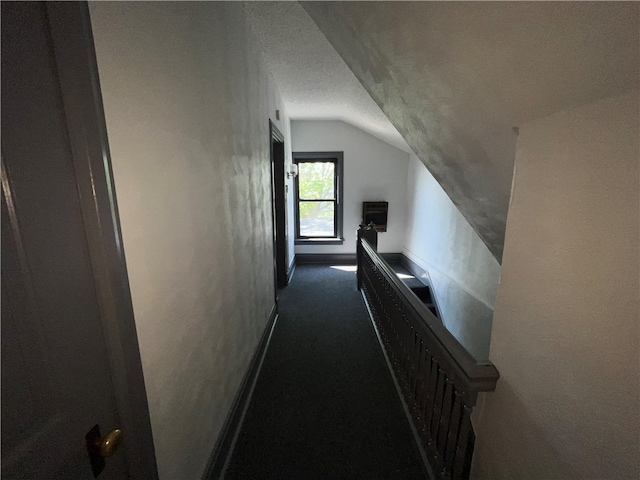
[299,201,334,237]
[298,162,335,200]
[293,152,343,243]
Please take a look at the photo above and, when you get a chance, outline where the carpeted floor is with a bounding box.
[224,265,426,479]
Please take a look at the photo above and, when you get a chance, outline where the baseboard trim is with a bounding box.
[380,252,403,263]
[295,253,356,264]
[361,291,435,480]
[287,255,296,283]
[295,252,404,265]
[202,303,279,480]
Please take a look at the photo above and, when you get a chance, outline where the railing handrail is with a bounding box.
[360,238,499,392]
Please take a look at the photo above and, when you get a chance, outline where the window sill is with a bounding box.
[295,238,345,246]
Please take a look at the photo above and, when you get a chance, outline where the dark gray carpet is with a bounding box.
[224,265,426,479]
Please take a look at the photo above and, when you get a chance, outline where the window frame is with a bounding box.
[293,151,344,245]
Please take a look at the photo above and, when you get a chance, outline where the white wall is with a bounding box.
[90,3,289,478]
[473,91,639,479]
[291,120,409,254]
[403,155,501,361]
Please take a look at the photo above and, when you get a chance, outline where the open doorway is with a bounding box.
[269,120,288,290]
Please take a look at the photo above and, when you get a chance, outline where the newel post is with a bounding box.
[356,223,378,290]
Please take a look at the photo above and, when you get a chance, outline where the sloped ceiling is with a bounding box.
[244,2,410,152]
[302,1,640,261]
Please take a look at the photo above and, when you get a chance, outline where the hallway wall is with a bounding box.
[403,155,501,361]
[291,120,409,254]
[473,91,639,479]
[89,3,288,478]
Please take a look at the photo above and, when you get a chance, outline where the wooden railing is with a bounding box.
[357,226,499,480]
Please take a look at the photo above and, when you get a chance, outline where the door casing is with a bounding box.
[270,121,288,290]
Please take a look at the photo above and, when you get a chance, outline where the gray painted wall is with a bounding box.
[473,91,639,479]
[404,155,501,362]
[291,120,409,254]
[90,3,288,477]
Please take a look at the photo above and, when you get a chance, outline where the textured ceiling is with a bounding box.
[302,1,639,261]
[244,2,410,152]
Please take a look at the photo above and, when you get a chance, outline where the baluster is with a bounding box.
[399,318,409,383]
[429,369,447,474]
[437,377,455,454]
[410,330,420,401]
[409,328,420,394]
[412,337,422,398]
[399,308,410,379]
[405,319,413,372]
[430,368,446,443]
[413,350,429,444]
[416,343,430,414]
[392,293,402,367]
[423,359,439,439]
[403,313,412,380]
[443,390,463,476]
[452,401,475,480]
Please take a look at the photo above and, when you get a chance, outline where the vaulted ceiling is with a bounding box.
[245,2,409,152]
[248,2,639,262]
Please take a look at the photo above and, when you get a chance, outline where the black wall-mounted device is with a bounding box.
[362,201,389,232]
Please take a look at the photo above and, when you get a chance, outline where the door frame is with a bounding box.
[43,3,158,477]
[269,120,288,290]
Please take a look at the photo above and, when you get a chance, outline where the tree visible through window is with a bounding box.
[298,161,335,236]
[294,152,343,242]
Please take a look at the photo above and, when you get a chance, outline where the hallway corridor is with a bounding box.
[224,265,427,479]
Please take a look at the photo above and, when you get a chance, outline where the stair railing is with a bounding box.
[356,224,499,480]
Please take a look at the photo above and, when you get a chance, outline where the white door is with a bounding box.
[1,2,154,478]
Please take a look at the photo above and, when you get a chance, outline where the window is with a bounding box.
[293,152,344,245]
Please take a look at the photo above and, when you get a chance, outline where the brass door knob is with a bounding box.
[95,428,123,457]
